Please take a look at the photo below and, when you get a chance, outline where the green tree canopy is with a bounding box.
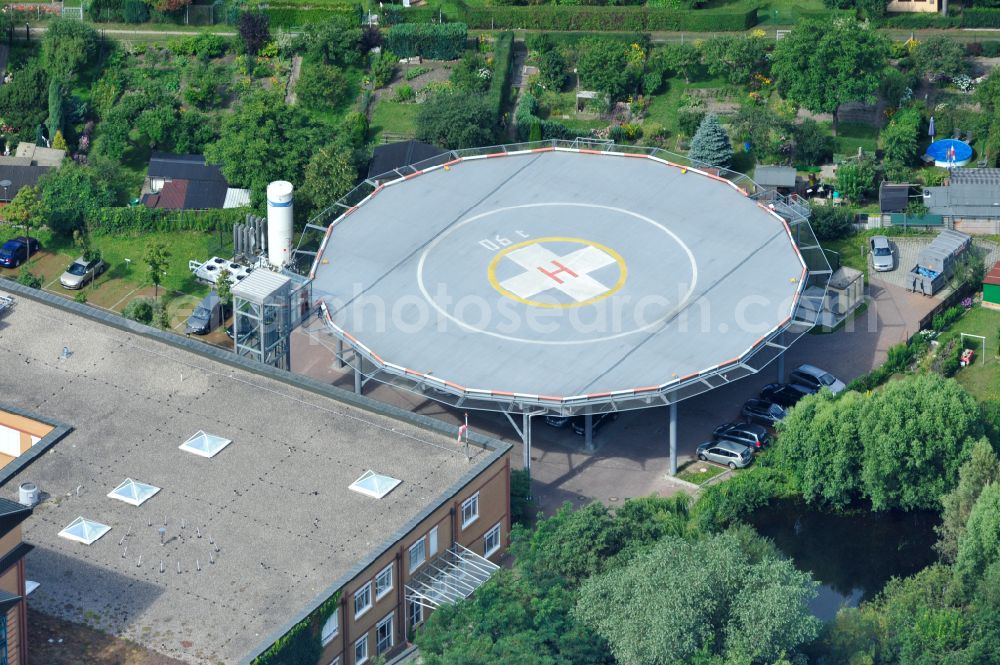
[41,18,98,83]
[772,18,889,114]
[795,117,834,165]
[913,35,968,82]
[936,438,1000,563]
[688,113,733,168]
[702,34,769,86]
[38,162,117,234]
[300,142,359,213]
[144,242,171,299]
[0,59,50,141]
[415,91,496,149]
[575,528,820,665]
[954,482,1000,596]
[881,106,923,165]
[576,38,637,104]
[4,185,48,234]
[296,63,351,112]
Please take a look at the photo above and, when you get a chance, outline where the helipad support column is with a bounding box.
[777,352,785,382]
[584,411,594,452]
[336,339,344,369]
[668,398,678,476]
[522,412,533,477]
[354,358,363,395]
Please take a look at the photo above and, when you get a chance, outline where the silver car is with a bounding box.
[60,256,106,289]
[696,440,754,469]
[870,236,894,272]
[790,363,846,395]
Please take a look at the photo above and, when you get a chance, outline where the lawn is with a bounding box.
[948,306,1000,402]
[676,460,730,485]
[832,122,879,158]
[369,100,420,142]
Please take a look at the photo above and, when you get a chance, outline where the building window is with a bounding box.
[461,492,480,529]
[429,525,438,557]
[354,583,372,619]
[484,523,501,557]
[354,634,368,665]
[408,600,423,628]
[376,612,394,656]
[0,613,7,665]
[409,537,426,573]
[375,564,393,601]
[321,607,339,646]
[327,658,340,665]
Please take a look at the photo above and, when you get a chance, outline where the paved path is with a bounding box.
[285,55,302,105]
[506,40,527,142]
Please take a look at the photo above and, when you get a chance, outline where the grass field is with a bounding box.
[948,306,1000,402]
[676,459,730,485]
[833,122,879,157]
[370,100,420,142]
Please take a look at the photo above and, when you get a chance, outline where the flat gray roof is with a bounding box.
[312,148,805,404]
[0,293,496,665]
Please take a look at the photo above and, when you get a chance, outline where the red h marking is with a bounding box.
[537,260,578,284]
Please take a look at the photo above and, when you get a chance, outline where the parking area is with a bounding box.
[292,279,942,514]
[872,236,1000,292]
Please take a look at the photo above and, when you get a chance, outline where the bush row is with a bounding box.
[514,93,575,141]
[459,6,755,31]
[487,32,514,125]
[86,207,249,236]
[963,8,1000,28]
[88,0,149,23]
[384,22,468,60]
[266,5,359,27]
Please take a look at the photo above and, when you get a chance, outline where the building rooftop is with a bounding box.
[753,165,797,189]
[0,291,499,665]
[368,140,448,180]
[924,182,1000,217]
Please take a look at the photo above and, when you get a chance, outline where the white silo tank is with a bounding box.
[267,181,294,268]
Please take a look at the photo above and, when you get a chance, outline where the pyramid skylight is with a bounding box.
[179,430,232,458]
[58,517,111,545]
[349,470,401,499]
[107,478,160,506]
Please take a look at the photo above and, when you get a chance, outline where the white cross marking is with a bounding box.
[499,243,617,302]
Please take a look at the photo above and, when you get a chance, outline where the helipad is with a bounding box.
[306,146,826,418]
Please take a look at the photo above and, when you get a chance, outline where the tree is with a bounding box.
[575,529,820,665]
[835,156,877,202]
[881,106,922,165]
[772,390,864,509]
[954,482,1000,597]
[370,50,397,89]
[731,101,790,162]
[416,91,496,150]
[655,42,700,84]
[576,38,637,104]
[4,186,48,242]
[808,203,855,240]
[38,163,116,234]
[136,106,180,149]
[41,18,98,83]
[913,35,968,82]
[295,63,351,112]
[772,18,889,114]
[0,60,49,141]
[216,269,233,309]
[47,80,64,142]
[300,143,358,213]
[795,118,834,165]
[301,14,362,67]
[144,242,171,300]
[538,49,567,91]
[702,34,769,86]
[51,130,68,152]
[859,373,983,511]
[936,439,1000,563]
[880,67,913,109]
[688,113,733,168]
[237,10,270,57]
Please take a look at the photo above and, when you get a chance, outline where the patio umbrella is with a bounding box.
[928,116,936,138]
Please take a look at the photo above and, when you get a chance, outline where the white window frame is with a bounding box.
[484,522,501,557]
[376,612,394,656]
[327,658,340,665]
[354,582,372,619]
[408,599,423,628]
[375,564,393,601]
[408,537,426,573]
[354,634,369,665]
[428,525,438,557]
[461,492,480,529]
[321,607,339,646]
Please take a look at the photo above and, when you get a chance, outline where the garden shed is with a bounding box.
[754,166,797,194]
[985,261,1000,310]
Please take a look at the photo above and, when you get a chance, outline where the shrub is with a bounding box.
[385,23,467,61]
[692,467,795,533]
[404,66,430,81]
[963,8,1000,29]
[459,6,755,32]
[808,203,855,241]
[677,107,705,137]
[370,49,397,88]
[74,291,88,304]
[393,84,415,102]
[296,63,350,111]
[510,469,533,526]
[15,267,41,289]
[122,297,154,324]
[485,32,514,124]
[932,304,965,332]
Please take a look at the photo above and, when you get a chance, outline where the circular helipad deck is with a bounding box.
[310,148,808,412]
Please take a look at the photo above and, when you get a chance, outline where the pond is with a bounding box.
[748,499,939,620]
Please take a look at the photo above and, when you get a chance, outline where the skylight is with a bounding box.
[58,517,111,545]
[179,430,232,458]
[349,470,401,499]
[107,478,160,506]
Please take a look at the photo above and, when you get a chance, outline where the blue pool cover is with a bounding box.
[926,139,972,164]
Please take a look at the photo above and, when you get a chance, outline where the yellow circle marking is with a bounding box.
[487,236,627,309]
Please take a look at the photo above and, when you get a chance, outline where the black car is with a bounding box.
[713,422,770,449]
[544,415,572,428]
[0,236,40,268]
[571,411,619,436]
[741,399,786,427]
[759,382,814,408]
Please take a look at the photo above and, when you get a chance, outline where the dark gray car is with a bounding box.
[696,440,754,469]
[185,292,224,335]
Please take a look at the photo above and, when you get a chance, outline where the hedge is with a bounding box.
[514,93,575,141]
[385,22,468,60]
[266,5,359,27]
[963,8,1000,28]
[487,32,514,125]
[86,206,250,236]
[459,6,755,31]
[885,13,961,28]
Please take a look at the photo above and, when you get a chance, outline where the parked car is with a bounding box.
[713,422,770,450]
[696,440,754,469]
[59,256,107,289]
[870,235,895,272]
[790,364,846,395]
[742,399,787,427]
[185,292,225,335]
[544,415,572,428]
[571,411,619,436]
[760,382,814,407]
[0,236,40,268]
